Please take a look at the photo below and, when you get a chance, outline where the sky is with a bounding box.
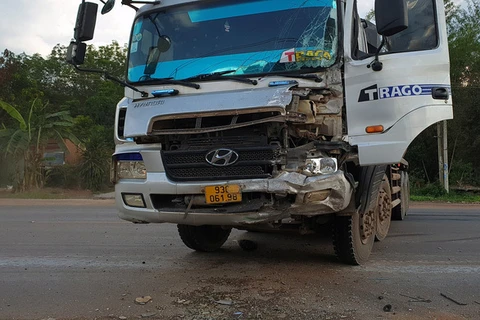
[0,0,464,57]
[0,0,136,56]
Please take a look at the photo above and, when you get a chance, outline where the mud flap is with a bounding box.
[356,165,387,214]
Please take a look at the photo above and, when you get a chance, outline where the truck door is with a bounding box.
[343,0,453,165]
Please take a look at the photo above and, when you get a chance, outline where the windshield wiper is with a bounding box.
[274,73,323,82]
[183,70,258,86]
[138,76,200,89]
[72,65,149,97]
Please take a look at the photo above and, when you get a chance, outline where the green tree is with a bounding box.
[79,126,112,191]
[365,8,375,22]
[0,98,79,191]
[0,41,126,191]
[48,41,126,126]
[71,115,113,191]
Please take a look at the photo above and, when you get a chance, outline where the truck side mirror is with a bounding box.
[101,0,115,15]
[74,2,98,42]
[157,36,171,53]
[374,0,408,37]
[66,42,87,65]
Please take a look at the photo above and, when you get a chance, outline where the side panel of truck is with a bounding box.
[344,0,453,165]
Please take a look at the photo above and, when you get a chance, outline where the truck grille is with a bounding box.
[162,146,279,181]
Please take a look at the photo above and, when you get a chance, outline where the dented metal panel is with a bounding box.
[115,170,353,225]
[123,86,293,137]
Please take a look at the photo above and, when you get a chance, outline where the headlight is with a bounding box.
[117,161,147,179]
[305,157,338,175]
[113,153,147,181]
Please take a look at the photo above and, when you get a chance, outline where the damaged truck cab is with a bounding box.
[67,0,452,264]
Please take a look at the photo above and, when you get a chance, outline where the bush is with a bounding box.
[412,183,448,197]
[449,161,478,187]
[45,165,81,189]
[79,126,113,192]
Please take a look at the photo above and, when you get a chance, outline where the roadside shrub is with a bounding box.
[79,127,113,192]
[449,161,478,187]
[411,183,448,197]
[45,165,81,189]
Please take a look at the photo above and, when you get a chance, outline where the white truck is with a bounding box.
[67,0,452,264]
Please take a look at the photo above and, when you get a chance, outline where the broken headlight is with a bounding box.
[304,158,338,175]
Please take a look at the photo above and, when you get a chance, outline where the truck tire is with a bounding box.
[177,224,231,252]
[392,171,410,220]
[375,174,392,241]
[332,210,375,265]
[332,165,384,265]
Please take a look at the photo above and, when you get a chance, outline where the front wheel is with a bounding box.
[177,224,231,252]
[332,209,376,265]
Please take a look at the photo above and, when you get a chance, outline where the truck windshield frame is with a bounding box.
[127,0,339,83]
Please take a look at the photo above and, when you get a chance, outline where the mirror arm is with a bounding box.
[123,3,139,11]
[121,1,162,11]
[368,37,386,72]
[123,0,161,4]
[73,64,149,97]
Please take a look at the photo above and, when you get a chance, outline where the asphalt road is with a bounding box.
[0,199,479,320]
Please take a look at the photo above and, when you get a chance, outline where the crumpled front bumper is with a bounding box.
[116,170,353,226]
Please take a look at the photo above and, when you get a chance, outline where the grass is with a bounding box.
[411,182,480,203]
[411,192,480,203]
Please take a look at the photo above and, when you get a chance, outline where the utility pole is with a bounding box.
[437,123,443,186]
[443,120,449,193]
[437,121,449,193]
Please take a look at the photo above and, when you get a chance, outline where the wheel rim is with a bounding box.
[378,189,392,226]
[360,209,375,244]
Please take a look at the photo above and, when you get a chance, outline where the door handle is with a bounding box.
[432,87,449,100]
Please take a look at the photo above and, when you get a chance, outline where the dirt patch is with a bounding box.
[0,198,114,206]
[0,187,94,199]
[0,188,116,206]
[167,276,357,320]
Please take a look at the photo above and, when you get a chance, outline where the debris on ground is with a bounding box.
[141,312,157,318]
[440,293,467,306]
[383,304,392,312]
[400,294,432,303]
[118,316,127,320]
[175,299,191,305]
[215,299,234,306]
[238,239,258,251]
[135,296,152,305]
[262,290,275,295]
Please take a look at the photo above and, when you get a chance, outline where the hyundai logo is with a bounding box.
[205,149,239,167]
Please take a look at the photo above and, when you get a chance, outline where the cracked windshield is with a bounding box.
[127,0,338,82]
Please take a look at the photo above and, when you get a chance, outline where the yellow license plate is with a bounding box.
[204,185,242,204]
